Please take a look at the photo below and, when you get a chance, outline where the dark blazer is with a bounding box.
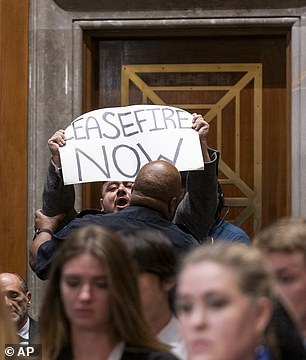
[267,298,306,360]
[29,317,39,344]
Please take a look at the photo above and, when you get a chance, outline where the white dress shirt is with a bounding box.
[158,316,187,360]
[18,317,30,345]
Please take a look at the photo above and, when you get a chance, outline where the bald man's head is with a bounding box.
[0,273,31,330]
[130,160,183,220]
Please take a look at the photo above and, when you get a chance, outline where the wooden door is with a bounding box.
[82,32,289,237]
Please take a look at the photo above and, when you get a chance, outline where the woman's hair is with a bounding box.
[178,242,274,300]
[39,224,168,360]
[119,228,178,313]
[118,228,178,281]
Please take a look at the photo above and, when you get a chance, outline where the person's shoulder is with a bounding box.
[122,349,178,360]
[175,223,198,242]
[222,221,248,235]
[212,219,250,244]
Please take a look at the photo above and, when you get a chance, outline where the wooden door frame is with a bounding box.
[77,18,293,231]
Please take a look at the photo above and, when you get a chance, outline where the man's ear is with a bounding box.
[254,297,273,336]
[26,291,31,306]
[99,198,104,211]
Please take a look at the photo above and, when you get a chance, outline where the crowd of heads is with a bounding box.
[35,225,278,360]
[3,216,306,359]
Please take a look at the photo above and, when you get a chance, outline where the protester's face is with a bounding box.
[138,272,172,329]
[60,254,112,332]
[0,273,30,329]
[100,181,133,213]
[176,261,267,360]
[264,250,306,325]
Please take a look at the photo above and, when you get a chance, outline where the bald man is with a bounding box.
[0,273,38,345]
[31,160,199,279]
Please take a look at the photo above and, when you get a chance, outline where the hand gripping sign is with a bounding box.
[59,104,204,185]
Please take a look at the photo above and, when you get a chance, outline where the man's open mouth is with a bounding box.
[116,197,129,208]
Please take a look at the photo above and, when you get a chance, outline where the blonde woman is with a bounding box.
[176,243,274,360]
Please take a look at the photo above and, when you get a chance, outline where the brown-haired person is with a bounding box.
[176,243,274,360]
[38,224,178,360]
[119,228,186,360]
[253,216,306,347]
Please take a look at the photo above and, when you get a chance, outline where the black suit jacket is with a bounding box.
[268,298,306,360]
[29,317,39,344]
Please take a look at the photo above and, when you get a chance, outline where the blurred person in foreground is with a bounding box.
[253,216,306,347]
[120,228,186,359]
[176,243,276,360]
[38,224,179,360]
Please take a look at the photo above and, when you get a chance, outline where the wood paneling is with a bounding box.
[121,63,262,234]
[0,0,29,276]
[82,33,289,237]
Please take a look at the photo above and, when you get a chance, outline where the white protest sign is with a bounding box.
[59,104,204,184]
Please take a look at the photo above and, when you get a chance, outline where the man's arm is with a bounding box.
[29,210,64,273]
[43,130,77,228]
[174,151,218,242]
[30,210,102,279]
[174,114,218,242]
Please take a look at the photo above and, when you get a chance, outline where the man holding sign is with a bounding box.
[60,105,205,184]
[30,108,218,279]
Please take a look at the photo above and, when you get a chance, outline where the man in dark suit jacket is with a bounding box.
[0,272,38,344]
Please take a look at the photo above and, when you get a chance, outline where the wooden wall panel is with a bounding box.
[0,0,29,276]
[83,34,289,237]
